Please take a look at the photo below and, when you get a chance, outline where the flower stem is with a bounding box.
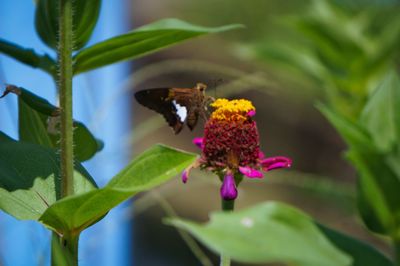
[220,199,235,266]
[59,0,74,198]
[221,199,235,212]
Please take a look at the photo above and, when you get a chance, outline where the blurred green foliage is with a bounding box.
[252,0,400,119]
[319,72,400,238]
[246,0,400,262]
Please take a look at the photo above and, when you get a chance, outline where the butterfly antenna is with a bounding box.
[211,78,224,98]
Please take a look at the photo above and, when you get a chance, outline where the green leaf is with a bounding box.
[73,122,104,162]
[72,0,101,49]
[167,202,352,266]
[13,85,59,147]
[39,145,195,233]
[0,132,16,142]
[73,18,243,74]
[35,0,101,50]
[0,133,97,221]
[17,86,60,116]
[254,41,328,85]
[34,0,57,49]
[360,71,400,152]
[318,224,394,266]
[349,150,400,235]
[318,101,400,235]
[386,149,400,178]
[317,103,373,152]
[19,98,53,147]
[1,85,103,161]
[0,38,56,76]
[293,2,364,74]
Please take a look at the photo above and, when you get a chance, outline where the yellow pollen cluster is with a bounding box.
[210,98,255,122]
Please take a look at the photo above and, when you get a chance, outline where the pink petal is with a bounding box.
[181,158,202,184]
[220,173,238,200]
[239,166,263,178]
[247,110,256,117]
[192,137,204,149]
[182,170,188,183]
[261,156,292,171]
[258,151,265,159]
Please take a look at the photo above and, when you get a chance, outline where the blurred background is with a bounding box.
[2,0,400,265]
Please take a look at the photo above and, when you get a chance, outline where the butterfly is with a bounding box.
[135,83,214,134]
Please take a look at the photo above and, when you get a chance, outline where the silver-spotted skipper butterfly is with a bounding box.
[135,83,214,134]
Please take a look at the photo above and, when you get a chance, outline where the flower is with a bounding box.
[182,98,292,201]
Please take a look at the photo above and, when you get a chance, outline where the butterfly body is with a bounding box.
[135,83,212,134]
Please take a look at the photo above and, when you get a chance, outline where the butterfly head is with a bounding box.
[195,83,207,94]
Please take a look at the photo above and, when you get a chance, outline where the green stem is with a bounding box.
[51,232,79,265]
[53,0,77,265]
[58,0,74,198]
[220,199,235,266]
[221,199,235,212]
[394,238,400,266]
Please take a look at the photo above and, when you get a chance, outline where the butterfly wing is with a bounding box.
[135,88,184,134]
[170,88,203,130]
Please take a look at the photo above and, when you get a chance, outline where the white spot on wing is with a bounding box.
[173,100,187,122]
[241,217,254,228]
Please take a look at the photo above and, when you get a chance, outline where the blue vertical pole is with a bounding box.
[0,2,55,266]
[0,1,132,265]
[74,1,132,265]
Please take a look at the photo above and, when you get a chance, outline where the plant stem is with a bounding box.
[52,0,77,265]
[394,238,400,266]
[59,0,74,198]
[220,199,235,266]
[221,199,235,212]
[51,232,79,265]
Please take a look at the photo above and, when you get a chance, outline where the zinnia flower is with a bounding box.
[182,98,292,201]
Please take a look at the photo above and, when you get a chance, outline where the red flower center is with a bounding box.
[202,119,260,168]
